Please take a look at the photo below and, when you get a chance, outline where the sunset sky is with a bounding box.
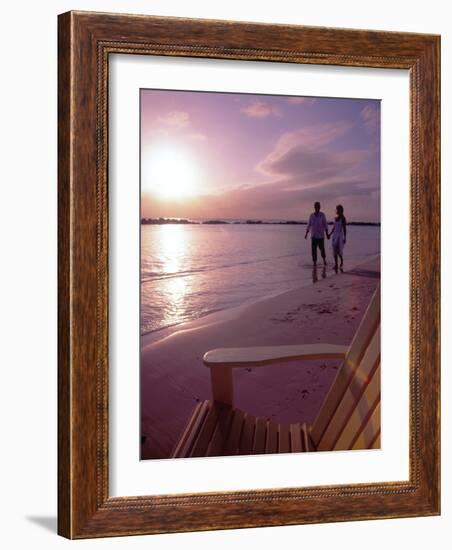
[140,89,380,222]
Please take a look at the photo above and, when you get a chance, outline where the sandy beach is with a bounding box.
[141,255,380,459]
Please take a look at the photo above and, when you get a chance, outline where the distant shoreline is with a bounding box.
[141,217,381,226]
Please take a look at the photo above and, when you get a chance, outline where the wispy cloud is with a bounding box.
[252,120,376,217]
[157,110,190,128]
[360,105,380,132]
[258,121,355,179]
[241,101,281,118]
[262,147,369,182]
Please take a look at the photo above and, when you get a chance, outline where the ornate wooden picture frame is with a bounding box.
[58,11,440,538]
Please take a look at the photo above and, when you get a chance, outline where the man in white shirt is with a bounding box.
[304,201,329,266]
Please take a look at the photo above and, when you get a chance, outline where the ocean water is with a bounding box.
[141,224,380,336]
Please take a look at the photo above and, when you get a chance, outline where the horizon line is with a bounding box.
[141,217,381,225]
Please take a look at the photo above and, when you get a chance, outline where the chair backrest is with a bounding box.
[310,284,381,451]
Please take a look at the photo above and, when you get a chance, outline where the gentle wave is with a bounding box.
[141,252,301,283]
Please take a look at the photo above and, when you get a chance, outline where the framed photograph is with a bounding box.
[58,11,440,538]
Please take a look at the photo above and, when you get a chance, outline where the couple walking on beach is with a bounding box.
[304,201,347,271]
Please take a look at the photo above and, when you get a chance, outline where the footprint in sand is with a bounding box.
[305,302,338,315]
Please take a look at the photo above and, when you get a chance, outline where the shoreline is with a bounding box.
[141,255,380,459]
[142,253,381,347]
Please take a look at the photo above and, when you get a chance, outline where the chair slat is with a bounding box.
[309,365,350,448]
[239,414,256,455]
[278,424,290,453]
[352,401,381,450]
[170,401,203,458]
[265,421,278,454]
[334,364,380,450]
[253,417,267,454]
[190,403,221,457]
[311,286,380,447]
[171,400,209,458]
[206,406,234,456]
[302,423,313,452]
[223,408,245,456]
[317,326,380,451]
[345,285,380,371]
[290,424,303,452]
[370,430,381,449]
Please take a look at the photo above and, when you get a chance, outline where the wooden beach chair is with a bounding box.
[171,285,380,458]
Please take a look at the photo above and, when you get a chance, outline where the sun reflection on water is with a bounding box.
[156,225,192,327]
[158,224,187,274]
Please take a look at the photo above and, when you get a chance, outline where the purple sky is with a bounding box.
[141,89,380,222]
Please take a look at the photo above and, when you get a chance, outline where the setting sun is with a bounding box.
[142,144,200,199]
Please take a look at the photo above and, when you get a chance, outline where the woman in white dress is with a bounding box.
[330,204,347,272]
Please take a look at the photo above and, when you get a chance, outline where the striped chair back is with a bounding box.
[310,285,381,451]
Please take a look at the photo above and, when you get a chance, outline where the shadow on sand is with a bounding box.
[345,268,380,279]
[311,265,327,283]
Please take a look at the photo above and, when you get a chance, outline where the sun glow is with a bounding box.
[142,144,200,199]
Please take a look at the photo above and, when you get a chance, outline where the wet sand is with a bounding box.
[141,256,380,459]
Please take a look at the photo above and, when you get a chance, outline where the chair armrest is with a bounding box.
[203,344,348,368]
